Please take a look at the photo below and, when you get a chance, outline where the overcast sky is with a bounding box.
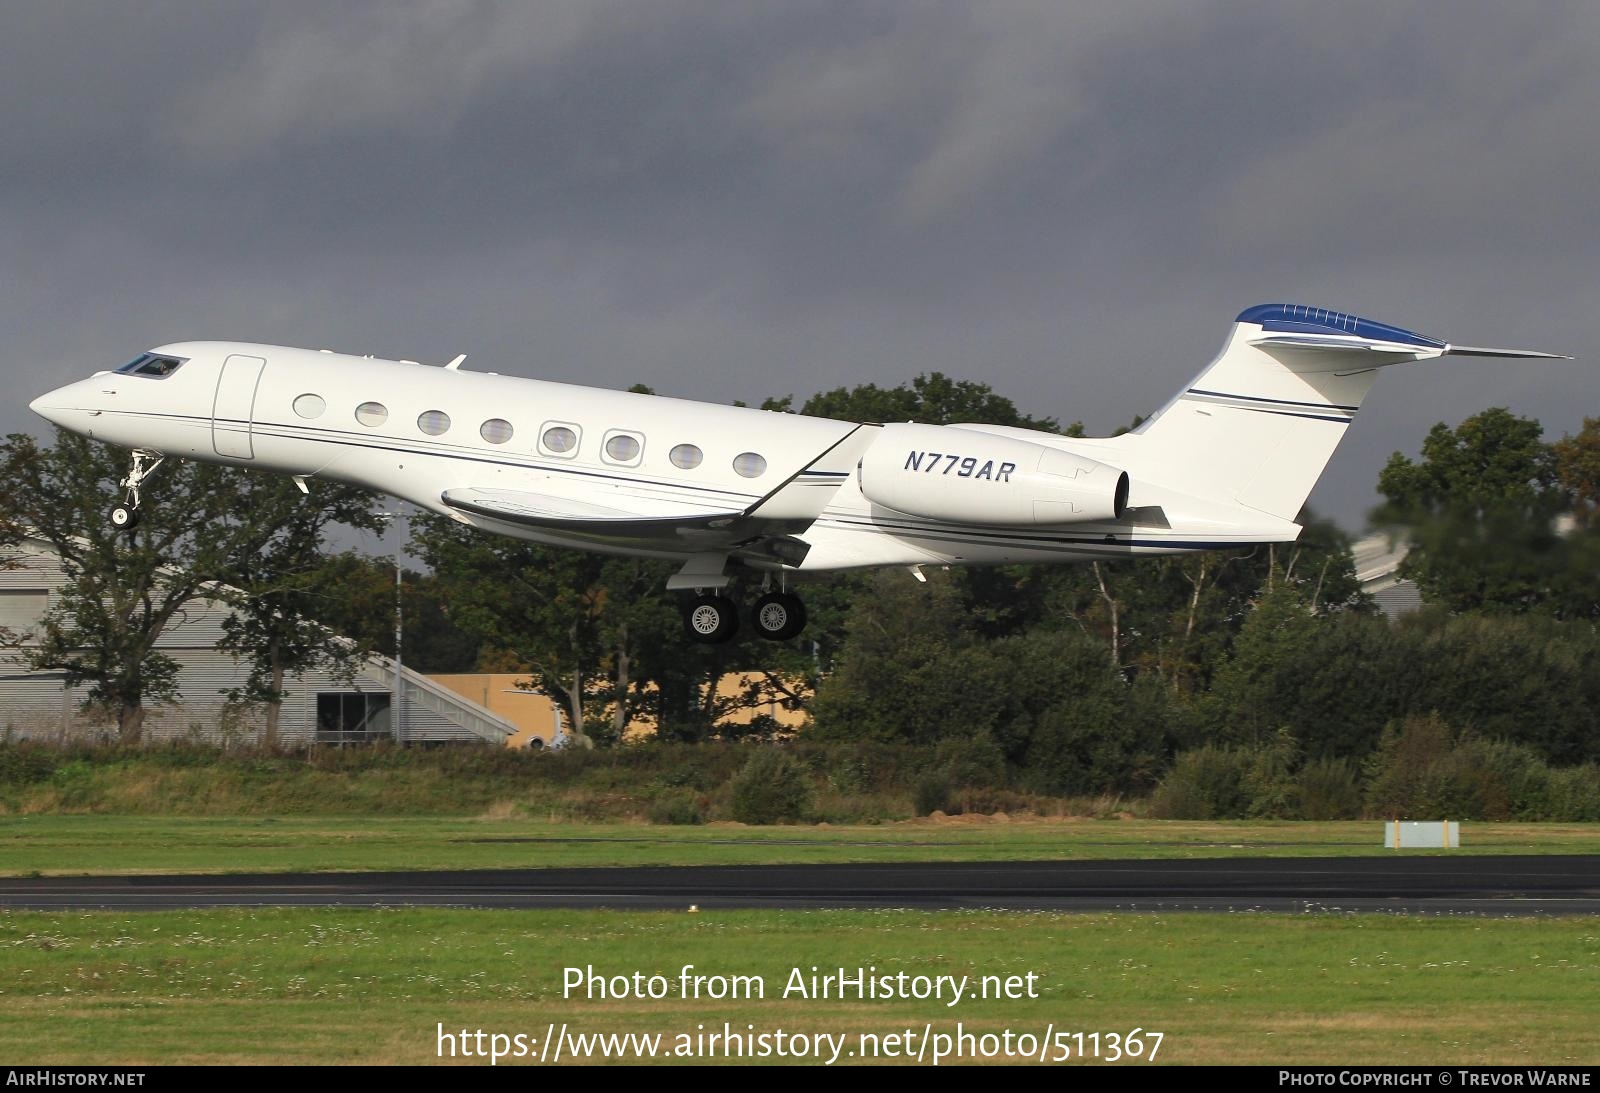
[4,2,1594,530]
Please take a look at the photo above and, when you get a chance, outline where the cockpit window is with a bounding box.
[115,353,186,379]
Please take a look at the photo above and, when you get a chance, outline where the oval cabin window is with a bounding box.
[605,434,641,463]
[479,418,514,445]
[669,443,703,470]
[417,410,451,436]
[542,425,577,454]
[293,394,326,419]
[355,401,388,427]
[733,452,767,478]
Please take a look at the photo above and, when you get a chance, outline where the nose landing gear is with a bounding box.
[109,449,165,532]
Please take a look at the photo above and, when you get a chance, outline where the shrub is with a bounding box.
[647,791,704,825]
[1293,757,1363,820]
[912,773,953,817]
[1149,746,1252,819]
[1546,765,1600,821]
[728,748,813,824]
[930,732,1007,789]
[1243,731,1301,818]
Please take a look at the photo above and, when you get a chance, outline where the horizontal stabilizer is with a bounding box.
[1244,305,1569,363]
[1250,333,1444,357]
[1252,334,1569,361]
[1444,345,1572,360]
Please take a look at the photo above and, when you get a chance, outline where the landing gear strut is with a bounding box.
[110,449,164,532]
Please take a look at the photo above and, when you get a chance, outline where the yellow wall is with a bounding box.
[426,674,563,748]
[426,672,808,746]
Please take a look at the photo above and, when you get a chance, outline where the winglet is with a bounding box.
[445,354,467,371]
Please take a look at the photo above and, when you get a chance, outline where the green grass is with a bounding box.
[1,907,1596,1065]
[4,815,1600,877]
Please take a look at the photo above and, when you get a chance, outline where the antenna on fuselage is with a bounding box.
[444,354,466,371]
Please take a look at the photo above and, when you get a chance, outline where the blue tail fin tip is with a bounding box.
[1235,303,1445,350]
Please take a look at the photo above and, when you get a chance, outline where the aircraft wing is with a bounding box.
[441,425,879,568]
[441,485,818,568]
[441,487,747,537]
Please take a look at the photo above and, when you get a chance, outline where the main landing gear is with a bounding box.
[682,590,808,644]
[109,449,165,532]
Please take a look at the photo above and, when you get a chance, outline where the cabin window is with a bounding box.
[355,401,388,427]
[114,353,185,379]
[669,443,703,470]
[479,418,514,445]
[541,424,579,456]
[603,431,643,465]
[733,452,768,478]
[292,394,326,419]
[417,410,451,436]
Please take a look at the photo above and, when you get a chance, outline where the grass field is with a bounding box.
[5,812,1598,1065]
[3,816,1600,876]
[1,906,1596,1065]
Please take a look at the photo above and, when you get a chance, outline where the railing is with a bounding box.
[368,659,518,744]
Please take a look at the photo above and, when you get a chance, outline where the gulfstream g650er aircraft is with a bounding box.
[28,304,1562,643]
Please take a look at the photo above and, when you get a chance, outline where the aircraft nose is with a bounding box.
[29,388,69,426]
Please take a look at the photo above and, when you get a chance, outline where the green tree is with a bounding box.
[0,431,370,741]
[1553,417,1600,526]
[216,479,385,746]
[298,552,481,673]
[1205,583,1405,758]
[1375,408,1588,614]
[1028,510,1365,693]
[793,372,1068,432]
[408,513,626,745]
[809,568,995,744]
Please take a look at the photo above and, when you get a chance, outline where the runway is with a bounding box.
[3,855,1599,914]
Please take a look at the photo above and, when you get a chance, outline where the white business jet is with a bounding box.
[28,304,1562,643]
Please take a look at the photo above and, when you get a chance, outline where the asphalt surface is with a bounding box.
[2,855,1599,914]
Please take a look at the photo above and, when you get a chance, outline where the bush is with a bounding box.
[1294,757,1363,820]
[912,773,953,817]
[931,732,1007,789]
[1547,765,1600,821]
[647,791,704,825]
[1149,746,1252,819]
[728,748,813,824]
[1243,731,1301,818]
[0,744,61,786]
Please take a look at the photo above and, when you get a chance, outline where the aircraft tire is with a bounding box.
[684,594,740,644]
[752,592,806,641]
[109,503,140,531]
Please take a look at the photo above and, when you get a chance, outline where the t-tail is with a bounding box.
[1100,304,1568,524]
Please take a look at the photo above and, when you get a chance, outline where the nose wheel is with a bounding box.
[108,449,164,533]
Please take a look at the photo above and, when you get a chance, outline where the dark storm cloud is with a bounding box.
[4,1,1595,527]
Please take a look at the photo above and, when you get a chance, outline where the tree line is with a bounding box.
[3,377,1598,814]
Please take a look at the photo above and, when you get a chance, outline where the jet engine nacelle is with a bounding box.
[858,422,1129,526]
